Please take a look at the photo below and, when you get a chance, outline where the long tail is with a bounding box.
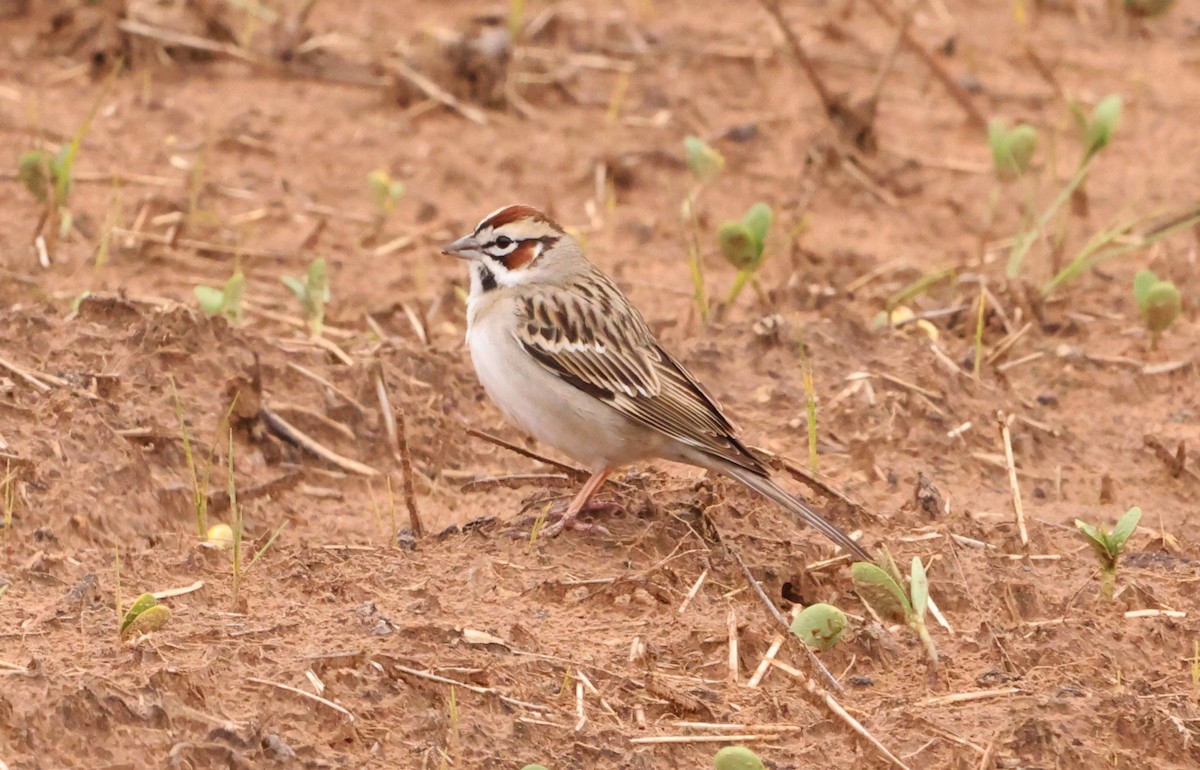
[721,464,874,562]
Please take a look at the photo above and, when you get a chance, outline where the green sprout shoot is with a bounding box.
[282,257,330,337]
[1132,269,1181,349]
[852,553,939,677]
[120,592,172,640]
[681,136,725,322]
[797,341,819,471]
[988,120,1038,183]
[1007,94,1122,279]
[790,603,848,652]
[1076,506,1141,599]
[194,269,245,323]
[718,202,772,307]
[713,745,766,770]
[226,427,289,608]
[368,169,405,239]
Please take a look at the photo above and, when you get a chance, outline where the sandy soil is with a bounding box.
[1,0,1199,768]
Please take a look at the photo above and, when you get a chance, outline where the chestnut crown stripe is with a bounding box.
[477,204,561,233]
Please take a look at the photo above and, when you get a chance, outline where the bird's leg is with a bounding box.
[539,467,613,536]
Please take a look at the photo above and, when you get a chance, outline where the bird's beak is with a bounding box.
[442,234,483,260]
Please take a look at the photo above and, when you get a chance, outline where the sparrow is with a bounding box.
[444,204,871,560]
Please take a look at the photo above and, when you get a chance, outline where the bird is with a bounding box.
[444,203,872,561]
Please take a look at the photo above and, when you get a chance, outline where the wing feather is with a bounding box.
[516,274,766,475]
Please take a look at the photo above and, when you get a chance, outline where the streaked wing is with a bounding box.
[515,275,766,474]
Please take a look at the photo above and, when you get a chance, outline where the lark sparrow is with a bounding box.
[444,204,871,560]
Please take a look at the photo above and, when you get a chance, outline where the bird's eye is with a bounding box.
[495,236,514,249]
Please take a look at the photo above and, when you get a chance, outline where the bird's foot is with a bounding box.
[512,499,623,538]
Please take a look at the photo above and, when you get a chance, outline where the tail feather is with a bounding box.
[722,464,873,562]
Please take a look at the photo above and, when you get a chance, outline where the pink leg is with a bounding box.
[540,468,613,536]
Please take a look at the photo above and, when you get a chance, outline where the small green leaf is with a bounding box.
[988,121,1038,182]
[718,222,757,270]
[1132,269,1158,310]
[519,765,549,770]
[851,561,912,622]
[790,603,848,652]
[17,151,50,203]
[368,169,404,215]
[684,136,724,183]
[281,275,306,302]
[910,556,929,620]
[713,745,766,770]
[1085,94,1122,159]
[1142,281,1181,336]
[1076,519,1117,567]
[1110,507,1142,550]
[194,285,225,316]
[120,592,158,634]
[122,603,171,639]
[741,202,773,250]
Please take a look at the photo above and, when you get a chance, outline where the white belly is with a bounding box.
[466,308,658,470]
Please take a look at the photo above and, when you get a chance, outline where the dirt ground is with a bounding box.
[2,0,1199,768]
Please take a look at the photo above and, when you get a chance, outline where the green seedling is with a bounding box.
[852,555,939,675]
[368,169,405,223]
[1007,95,1122,280]
[194,270,245,323]
[1132,269,1181,349]
[120,592,172,640]
[1043,208,1200,296]
[718,202,773,306]
[680,136,725,322]
[283,257,330,337]
[713,745,766,770]
[226,428,288,607]
[988,120,1038,183]
[790,602,848,652]
[1076,506,1141,599]
[796,341,819,471]
[1075,94,1122,162]
[16,59,123,247]
[685,136,725,183]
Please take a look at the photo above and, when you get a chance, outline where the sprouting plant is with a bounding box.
[194,269,245,323]
[852,554,938,676]
[796,341,819,471]
[681,136,725,322]
[1007,95,1122,279]
[1042,207,1200,296]
[1076,506,1141,599]
[226,428,288,608]
[519,765,549,770]
[790,602,848,652]
[171,378,211,538]
[880,267,956,323]
[713,745,766,770]
[988,120,1038,183]
[368,169,405,231]
[16,59,123,250]
[1132,270,1181,349]
[1075,94,1122,162]
[718,202,772,307]
[120,591,172,641]
[283,257,330,337]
